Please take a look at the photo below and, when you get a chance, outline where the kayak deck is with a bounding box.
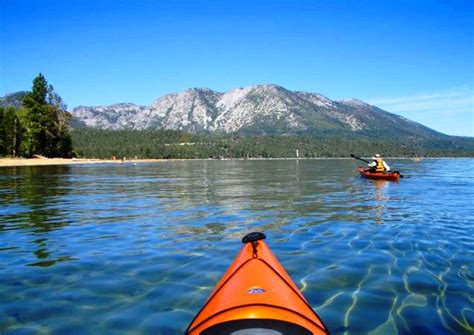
[358,167,401,181]
[186,232,329,335]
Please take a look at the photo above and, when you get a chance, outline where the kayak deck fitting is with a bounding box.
[186,232,329,335]
[358,167,401,181]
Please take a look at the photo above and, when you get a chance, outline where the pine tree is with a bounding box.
[31,73,48,105]
[20,74,73,158]
[0,107,5,155]
[3,107,21,157]
[0,107,6,156]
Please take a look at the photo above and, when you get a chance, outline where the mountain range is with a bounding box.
[0,84,456,141]
[70,84,445,140]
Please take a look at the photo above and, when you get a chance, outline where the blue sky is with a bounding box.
[1,0,473,136]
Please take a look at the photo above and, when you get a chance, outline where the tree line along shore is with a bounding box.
[69,127,474,160]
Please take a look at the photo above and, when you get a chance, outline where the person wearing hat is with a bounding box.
[367,154,391,173]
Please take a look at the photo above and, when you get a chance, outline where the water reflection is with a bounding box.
[1,165,72,231]
[1,165,75,267]
[371,180,389,225]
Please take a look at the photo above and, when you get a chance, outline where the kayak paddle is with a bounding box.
[350,154,370,164]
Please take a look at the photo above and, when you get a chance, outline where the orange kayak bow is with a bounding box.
[186,232,329,335]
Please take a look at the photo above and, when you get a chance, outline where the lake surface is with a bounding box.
[0,159,473,334]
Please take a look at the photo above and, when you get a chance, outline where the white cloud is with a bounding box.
[366,87,474,136]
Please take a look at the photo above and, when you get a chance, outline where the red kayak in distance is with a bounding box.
[186,232,329,335]
[358,167,401,181]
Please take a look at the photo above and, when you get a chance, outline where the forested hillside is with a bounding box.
[71,128,474,159]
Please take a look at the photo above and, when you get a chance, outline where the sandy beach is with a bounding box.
[0,157,165,167]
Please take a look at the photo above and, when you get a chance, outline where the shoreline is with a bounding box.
[0,156,469,167]
[0,157,166,167]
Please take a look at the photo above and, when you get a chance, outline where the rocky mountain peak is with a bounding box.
[70,84,442,139]
[339,98,372,108]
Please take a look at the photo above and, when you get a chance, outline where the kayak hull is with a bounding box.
[358,167,401,181]
[186,234,328,335]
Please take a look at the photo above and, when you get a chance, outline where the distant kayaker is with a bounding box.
[367,154,390,172]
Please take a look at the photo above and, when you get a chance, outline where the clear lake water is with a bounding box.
[0,159,473,334]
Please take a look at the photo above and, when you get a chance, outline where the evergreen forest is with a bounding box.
[0,74,73,158]
[71,128,474,159]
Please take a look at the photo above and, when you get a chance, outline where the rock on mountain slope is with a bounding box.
[72,103,149,130]
[71,84,444,139]
[0,91,28,109]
